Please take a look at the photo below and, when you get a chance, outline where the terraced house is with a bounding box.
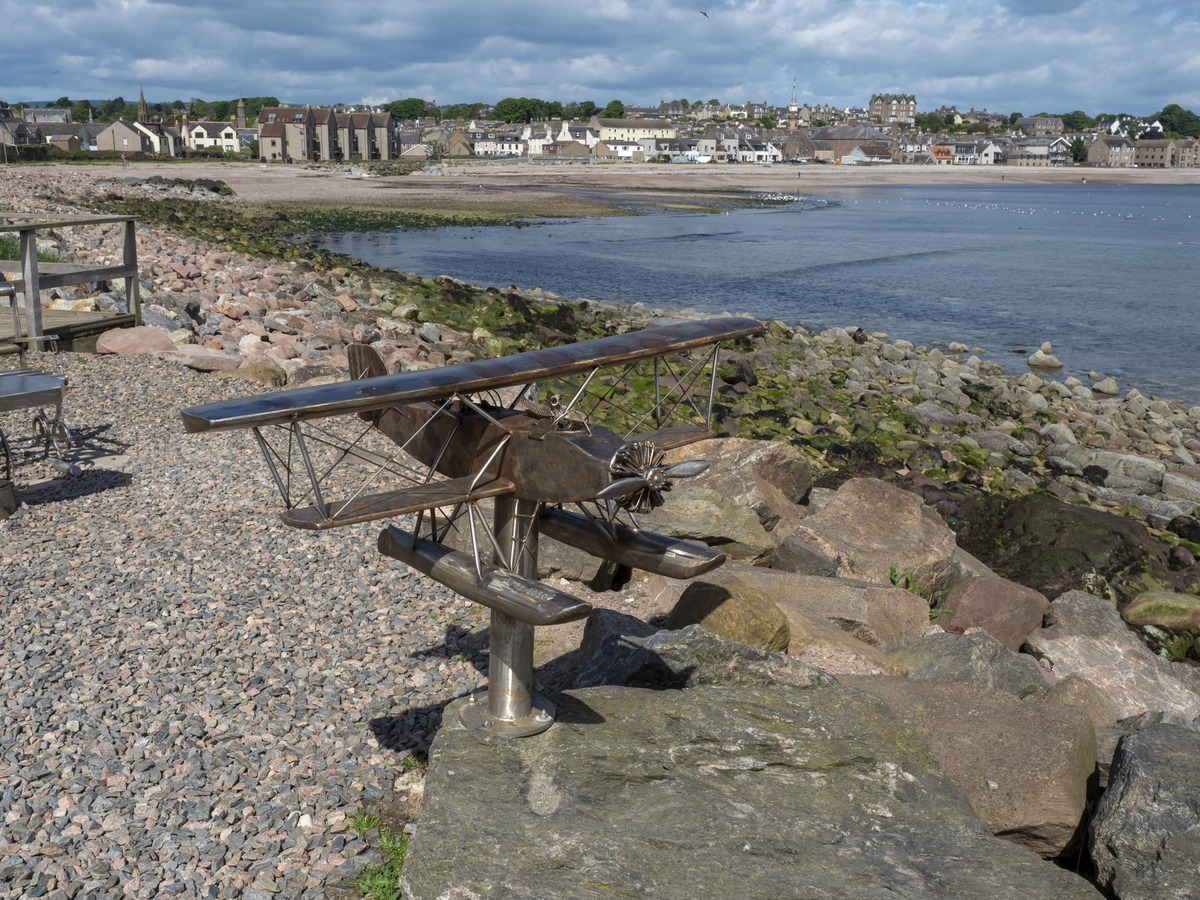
[257,106,396,162]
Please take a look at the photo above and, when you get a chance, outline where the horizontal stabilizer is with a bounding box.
[378,525,592,626]
[281,475,514,530]
[540,506,725,579]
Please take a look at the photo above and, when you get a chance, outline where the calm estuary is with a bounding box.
[304,182,1200,405]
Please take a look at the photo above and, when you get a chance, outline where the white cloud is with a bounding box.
[1,0,1196,114]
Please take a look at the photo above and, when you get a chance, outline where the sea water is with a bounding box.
[303,183,1200,405]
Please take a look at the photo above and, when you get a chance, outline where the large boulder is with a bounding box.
[845,676,1097,859]
[955,491,1171,603]
[95,324,177,354]
[724,565,931,647]
[1089,722,1200,898]
[401,681,1101,899]
[1121,589,1200,634]
[636,437,813,563]
[1023,591,1200,719]
[665,436,813,531]
[663,578,790,652]
[937,576,1050,651]
[785,478,960,588]
[879,631,1048,699]
[573,610,829,691]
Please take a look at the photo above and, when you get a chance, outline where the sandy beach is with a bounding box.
[116,158,1199,218]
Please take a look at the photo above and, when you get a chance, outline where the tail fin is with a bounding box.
[348,343,388,380]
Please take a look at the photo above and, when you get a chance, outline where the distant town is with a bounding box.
[2,89,1198,169]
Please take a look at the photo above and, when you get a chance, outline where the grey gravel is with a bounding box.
[2,352,488,898]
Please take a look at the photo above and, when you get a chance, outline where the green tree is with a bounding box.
[439,102,486,121]
[564,100,599,119]
[914,112,943,132]
[51,96,71,107]
[97,96,127,120]
[388,97,436,121]
[493,97,538,123]
[759,115,777,129]
[602,100,625,118]
[1070,137,1088,163]
[1009,112,1023,126]
[1153,103,1200,138]
[68,99,92,122]
[1059,110,1094,132]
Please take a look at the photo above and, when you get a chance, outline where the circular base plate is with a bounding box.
[459,691,556,738]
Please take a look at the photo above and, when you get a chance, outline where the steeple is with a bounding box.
[786,80,800,131]
[137,86,149,122]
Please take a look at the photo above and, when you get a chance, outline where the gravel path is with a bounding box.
[1,352,489,898]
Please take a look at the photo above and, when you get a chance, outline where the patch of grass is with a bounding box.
[0,234,62,263]
[401,753,428,770]
[1163,631,1196,662]
[350,822,409,900]
[890,564,953,623]
[350,810,382,838]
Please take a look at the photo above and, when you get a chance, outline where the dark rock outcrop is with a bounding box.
[1089,722,1200,898]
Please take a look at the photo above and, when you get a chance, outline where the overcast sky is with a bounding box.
[3,0,1197,116]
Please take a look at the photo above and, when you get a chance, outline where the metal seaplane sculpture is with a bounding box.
[181,316,765,736]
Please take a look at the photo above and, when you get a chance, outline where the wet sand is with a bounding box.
[117,159,1198,218]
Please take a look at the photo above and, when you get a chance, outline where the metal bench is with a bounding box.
[0,338,80,516]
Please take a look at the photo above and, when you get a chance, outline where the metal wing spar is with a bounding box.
[179,317,765,434]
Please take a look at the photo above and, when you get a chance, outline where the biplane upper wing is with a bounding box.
[179,316,764,433]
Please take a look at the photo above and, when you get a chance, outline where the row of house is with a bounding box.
[0,98,401,162]
[3,94,1196,169]
[0,107,187,155]
[434,118,1200,169]
[919,134,1199,168]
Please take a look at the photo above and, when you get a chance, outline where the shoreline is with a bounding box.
[103,158,1200,218]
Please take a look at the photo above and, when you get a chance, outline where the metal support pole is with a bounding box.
[460,495,556,737]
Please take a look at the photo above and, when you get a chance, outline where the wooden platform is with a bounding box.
[0,303,133,353]
[1,213,142,352]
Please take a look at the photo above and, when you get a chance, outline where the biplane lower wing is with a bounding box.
[280,475,515,530]
[179,316,764,433]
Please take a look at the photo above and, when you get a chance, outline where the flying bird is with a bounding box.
[700,10,709,17]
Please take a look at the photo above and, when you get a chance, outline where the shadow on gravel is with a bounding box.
[16,467,133,505]
[370,624,487,756]
[368,622,593,755]
[64,423,132,462]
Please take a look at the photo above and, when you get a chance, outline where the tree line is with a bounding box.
[4,94,1197,138]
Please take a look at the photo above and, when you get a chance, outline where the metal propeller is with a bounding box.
[599,442,710,513]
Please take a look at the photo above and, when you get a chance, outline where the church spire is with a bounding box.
[137,86,148,122]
